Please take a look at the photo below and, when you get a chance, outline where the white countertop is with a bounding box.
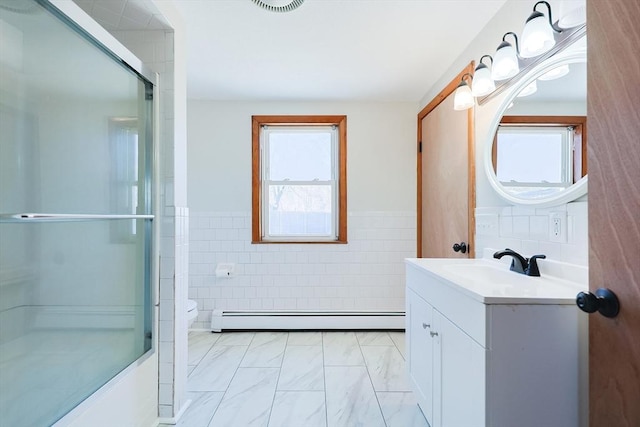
[406,257,586,304]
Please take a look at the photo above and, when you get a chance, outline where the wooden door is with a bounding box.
[418,63,475,258]
[587,0,640,425]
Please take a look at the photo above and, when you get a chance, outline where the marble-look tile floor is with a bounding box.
[167,331,429,427]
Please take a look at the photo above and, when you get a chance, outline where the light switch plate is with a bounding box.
[476,214,499,237]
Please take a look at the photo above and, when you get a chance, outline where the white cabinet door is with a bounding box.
[436,310,486,427]
[408,289,434,423]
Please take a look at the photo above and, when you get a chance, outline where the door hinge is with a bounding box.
[419,141,422,153]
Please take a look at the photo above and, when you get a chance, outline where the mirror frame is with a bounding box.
[484,41,587,208]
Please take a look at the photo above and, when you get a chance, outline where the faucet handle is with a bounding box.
[509,258,526,274]
[493,248,528,274]
[526,254,547,277]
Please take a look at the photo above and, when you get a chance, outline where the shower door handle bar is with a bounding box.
[0,213,154,222]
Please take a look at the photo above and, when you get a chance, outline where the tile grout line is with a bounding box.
[355,332,389,427]
[207,332,227,426]
[185,332,223,427]
[188,333,218,427]
[186,331,207,367]
[206,332,255,426]
[389,331,406,362]
[321,332,329,427]
[265,332,289,427]
[195,331,221,366]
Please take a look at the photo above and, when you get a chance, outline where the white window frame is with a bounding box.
[496,125,574,188]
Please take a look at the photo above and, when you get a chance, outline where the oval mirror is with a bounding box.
[484,37,587,207]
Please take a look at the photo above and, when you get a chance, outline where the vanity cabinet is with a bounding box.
[408,288,485,427]
[406,259,586,427]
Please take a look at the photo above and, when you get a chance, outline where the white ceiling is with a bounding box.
[172,0,508,102]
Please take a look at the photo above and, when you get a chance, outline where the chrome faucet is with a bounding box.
[493,249,546,277]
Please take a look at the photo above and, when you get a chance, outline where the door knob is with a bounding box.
[452,242,467,253]
[576,288,620,318]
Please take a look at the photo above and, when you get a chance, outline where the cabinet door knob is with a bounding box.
[430,331,439,337]
[422,323,431,329]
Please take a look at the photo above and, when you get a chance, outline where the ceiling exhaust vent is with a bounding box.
[251,0,305,13]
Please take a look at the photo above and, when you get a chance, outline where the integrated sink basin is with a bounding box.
[442,262,522,284]
[406,257,585,304]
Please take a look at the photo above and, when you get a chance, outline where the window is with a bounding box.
[109,117,140,242]
[492,116,587,198]
[496,126,573,186]
[252,115,347,243]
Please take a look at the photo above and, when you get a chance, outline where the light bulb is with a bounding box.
[492,43,519,81]
[526,36,545,54]
[454,84,474,110]
[521,13,556,58]
[472,64,495,97]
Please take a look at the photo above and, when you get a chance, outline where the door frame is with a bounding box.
[417,62,476,258]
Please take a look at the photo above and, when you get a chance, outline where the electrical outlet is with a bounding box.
[549,212,567,243]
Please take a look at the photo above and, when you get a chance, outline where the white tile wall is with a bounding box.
[189,211,416,329]
[475,201,588,266]
[173,207,189,415]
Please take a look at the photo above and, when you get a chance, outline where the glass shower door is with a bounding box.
[0,1,154,425]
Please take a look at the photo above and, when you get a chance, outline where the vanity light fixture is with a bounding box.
[521,1,563,58]
[491,32,521,81]
[453,73,474,111]
[472,55,496,97]
[452,0,586,110]
[516,80,538,97]
[538,63,570,80]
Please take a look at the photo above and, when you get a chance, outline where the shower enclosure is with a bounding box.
[0,1,155,425]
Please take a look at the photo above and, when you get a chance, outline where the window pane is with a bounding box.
[268,130,332,181]
[268,185,332,236]
[496,130,564,183]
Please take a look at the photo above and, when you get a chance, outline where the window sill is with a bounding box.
[252,240,348,244]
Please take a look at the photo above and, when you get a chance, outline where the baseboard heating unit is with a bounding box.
[210,310,405,332]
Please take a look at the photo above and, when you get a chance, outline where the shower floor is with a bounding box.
[0,328,138,427]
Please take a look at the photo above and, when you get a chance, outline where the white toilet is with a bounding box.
[187,299,198,328]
